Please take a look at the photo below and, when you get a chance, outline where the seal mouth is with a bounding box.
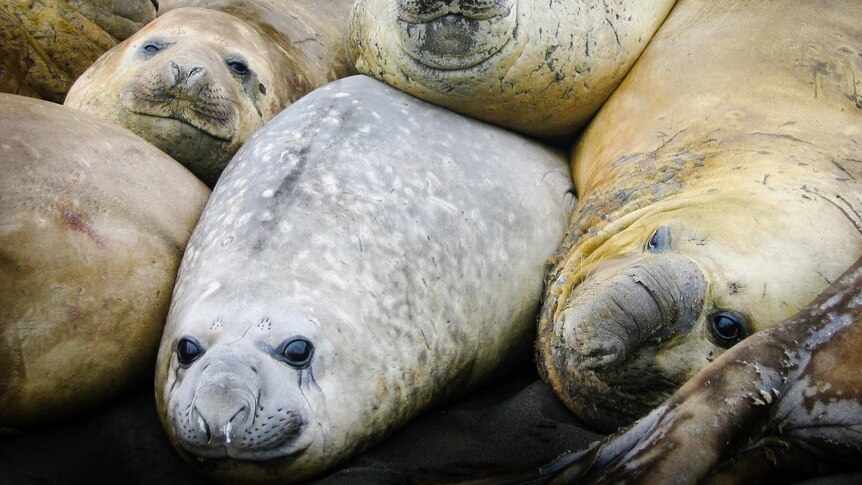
[121,83,237,142]
[396,2,517,70]
[558,351,680,432]
[174,402,311,461]
[122,97,236,142]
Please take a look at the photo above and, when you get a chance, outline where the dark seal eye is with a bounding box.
[646,226,672,253]
[227,59,249,75]
[176,337,203,366]
[708,311,749,348]
[280,338,314,368]
[142,42,163,54]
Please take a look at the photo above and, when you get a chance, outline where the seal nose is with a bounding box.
[191,385,256,444]
[164,60,208,89]
[561,305,628,370]
[559,254,707,372]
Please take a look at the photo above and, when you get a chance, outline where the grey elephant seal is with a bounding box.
[65,0,354,187]
[348,0,676,140]
[536,0,862,432]
[531,256,862,484]
[0,93,209,428]
[0,0,156,102]
[156,75,573,483]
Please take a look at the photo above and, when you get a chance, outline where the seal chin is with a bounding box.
[554,347,679,433]
[397,3,517,70]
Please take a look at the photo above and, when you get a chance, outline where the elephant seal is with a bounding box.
[0,0,156,103]
[536,0,862,432]
[65,0,354,187]
[0,93,209,428]
[348,0,676,140]
[156,75,573,483]
[531,256,862,484]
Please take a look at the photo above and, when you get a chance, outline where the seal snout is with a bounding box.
[396,0,517,70]
[190,384,256,445]
[165,60,208,93]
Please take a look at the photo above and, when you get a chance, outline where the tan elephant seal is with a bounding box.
[536,0,862,432]
[65,0,354,187]
[0,94,210,428]
[348,0,677,140]
[0,0,156,103]
[156,75,574,483]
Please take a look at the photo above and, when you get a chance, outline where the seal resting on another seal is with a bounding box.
[65,0,354,187]
[528,256,862,484]
[0,94,209,428]
[0,0,156,103]
[536,0,862,433]
[156,75,574,483]
[348,0,676,140]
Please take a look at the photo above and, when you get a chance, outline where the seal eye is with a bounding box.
[227,60,249,75]
[142,42,162,54]
[646,226,672,253]
[708,311,749,348]
[176,337,203,366]
[280,338,314,368]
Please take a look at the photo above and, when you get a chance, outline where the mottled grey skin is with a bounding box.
[156,75,573,483]
[529,257,862,484]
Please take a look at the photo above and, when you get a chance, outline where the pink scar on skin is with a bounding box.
[61,206,107,249]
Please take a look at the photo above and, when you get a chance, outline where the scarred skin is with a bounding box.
[0,94,209,428]
[536,256,862,484]
[65,0,353,187]
[348,0,677,141]
[0,0,156,103]
[537,0,862,433]
[155,75,573,484]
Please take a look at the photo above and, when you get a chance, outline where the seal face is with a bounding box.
[536,0,862,432]
[349,0,677,139]
[396,0,517,70]
[156,75,573,483]
[533,257,862,484]
[65,8,292,186]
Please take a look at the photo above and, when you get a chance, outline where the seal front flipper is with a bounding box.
[531,257,862,484]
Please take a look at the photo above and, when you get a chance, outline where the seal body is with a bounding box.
[0,94,209,428]
[348,0,676,140]
[538,257,862,484]
[65,0,353,187]
[156,75,573,483]
[0,0,156,103]
[536,0,862,432]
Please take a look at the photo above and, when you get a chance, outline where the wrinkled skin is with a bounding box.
[348,0,676,140]
[535,256,862,484]
[0,94,209,428]
[0,0,156,102]
[537,0,862,433]
[64,8,299,187]
[156,76,573,484]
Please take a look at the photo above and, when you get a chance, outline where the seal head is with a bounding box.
[65,8,296,186]
[349,0,677,139]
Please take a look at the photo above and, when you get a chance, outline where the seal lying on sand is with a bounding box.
[531,256,862,484]
[156,75,573,483]
[536,0,862,432]
[65,0,354,187]
[0,0,156,103]
[348,0,676,140]
[0,94,209,428]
